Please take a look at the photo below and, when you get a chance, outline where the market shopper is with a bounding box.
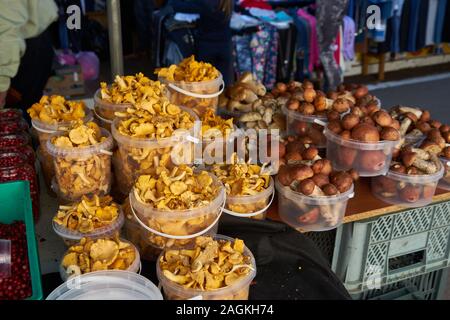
[0,0,57,114]
[168,0,234,85]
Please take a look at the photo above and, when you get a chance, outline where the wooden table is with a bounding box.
[267,177,450,224]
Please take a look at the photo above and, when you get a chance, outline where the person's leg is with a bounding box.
[10,29,54,122]
[316,0,349,92]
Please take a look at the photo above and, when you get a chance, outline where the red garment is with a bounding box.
[334,30,340,65]
[240,0,272,10]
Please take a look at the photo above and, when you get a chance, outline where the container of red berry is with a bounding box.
[0,181,43,300]
[0,134,35,167]
[0,109,29,136]
[0,108,23,122]
[0,153,40,220]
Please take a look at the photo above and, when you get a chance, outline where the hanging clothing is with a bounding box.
[297,8,319,74]
[434,0,447,44]
[425,0,439,45]
[343,16,355,61]
[292,13,311,80]
[390,0,405,53]
[407,0,421,52]
[442,0,450,42]
[399,0,411,51]
[367,0,394,43]
[416,0,429,49]
[316,0,349,92]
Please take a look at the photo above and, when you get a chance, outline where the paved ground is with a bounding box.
[371,77,450,124]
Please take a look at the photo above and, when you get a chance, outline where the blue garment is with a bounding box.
[347,0,355,19]
[390,0,405,53]
[407,0,422,52]
[367,0,394,42]
[292,13,310,80]
[434,0,448,44]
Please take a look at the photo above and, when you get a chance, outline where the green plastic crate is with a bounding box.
[0,181,43,300]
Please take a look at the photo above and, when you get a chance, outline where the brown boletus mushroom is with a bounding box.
[354,86,369,99]
[314,95,327,111]
[299,102,315,115]
[291,164,314,182]
[351,123,380,142]
[312,159,333,175]
[302,146,319,160]
[275,82,287,93]
[332,98,350,113]
[296,178,316,195]
[372,110,392,127]
[380,127,400,141]
[420,110,431,122]
[340,130,352,140]
[347,168,359,182]
[359,150,386,172]
[429,120,442,129]
[285,151,303,162]
[360,115,375,126]
[327,120,343,135]
[420,140,443,155]
[277,165,293,186]
[327,110,340,122]
[286,98,300,111]
[342,113,360,131]
[442,146,450,159]
[322,183,338,196]
[303,88,317,103]
[337,146,357,167]
[399,185,421,203]
[312,174,329,188]
[330,172,353,193]
[416,121,432,133]
[302,80,314,90]
[391,163,406,174]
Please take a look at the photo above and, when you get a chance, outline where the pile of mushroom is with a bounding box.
[277,158,357,225]
[218,72,285,131]
[389,105,434,143]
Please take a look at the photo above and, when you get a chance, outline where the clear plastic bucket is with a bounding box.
[47,270,163,300]
[47,128,114,201]
[111,107,199,195]
[59,239,140,282]
[438,157,450,190]
[324,127,399,177]
[93,89,132,131]
[156,234,256,300]
[372,163,444,207]
[123,210,219,261]
[129,173,225,239]
[159,73,224,117]
[275,176,354,232]
[52,206,125,247]
[32,109,94,189]
[222,178,274,220]
[282,105,327,148]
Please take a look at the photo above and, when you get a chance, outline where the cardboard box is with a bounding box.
[44,64,85,97]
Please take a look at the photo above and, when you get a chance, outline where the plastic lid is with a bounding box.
[47,270,163,300]
[0,239,11,278]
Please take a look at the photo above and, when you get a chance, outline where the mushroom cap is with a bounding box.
[402,151,417,167]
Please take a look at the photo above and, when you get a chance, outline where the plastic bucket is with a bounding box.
[372,163,444,207]
[159,73,224,117]
[47,128,114,201]
[47,270,162,300]
[324,127,399,177]
[52,206,125,247]
[156,234,256,300]
[275,176,354,232]
[222,178,274,220]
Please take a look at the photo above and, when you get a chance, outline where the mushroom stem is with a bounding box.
[399,118,412,136]
[413,158,437,174]
[399,106,423,119]
[410,148,431,160]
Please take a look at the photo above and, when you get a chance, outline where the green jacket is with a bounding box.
[0,0,58,91]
